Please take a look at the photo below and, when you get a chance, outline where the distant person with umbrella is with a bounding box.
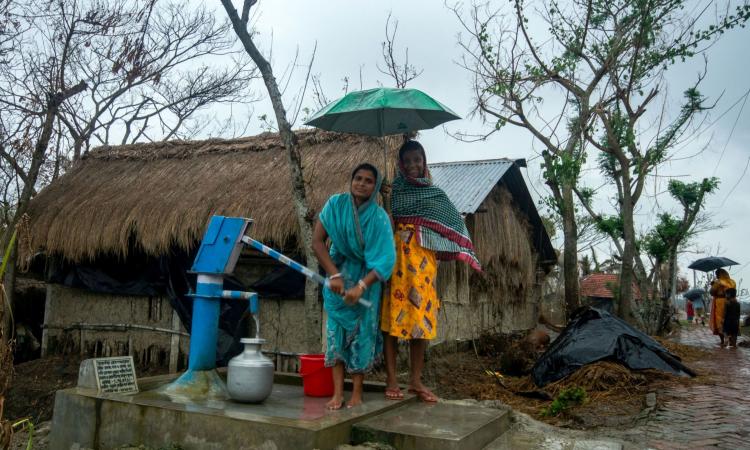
[686,298,695,324]
[380,140,481,403]
[683,288,707,326]
[709,268,737,348]
[694,295,706,326]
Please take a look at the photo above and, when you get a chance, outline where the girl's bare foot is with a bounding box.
[408,382,439,402]
[326,395,345,410]
[385,385,404,400]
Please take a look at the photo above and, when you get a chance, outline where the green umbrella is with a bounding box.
[305,87,461,210]
[305,87,461,136]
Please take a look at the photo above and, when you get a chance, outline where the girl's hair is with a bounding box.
[716,268,729,278]
[398,140,425,162]
[726,287,737,298]
[351,162,378,181]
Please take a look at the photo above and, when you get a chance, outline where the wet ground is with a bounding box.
[607,326,750,449]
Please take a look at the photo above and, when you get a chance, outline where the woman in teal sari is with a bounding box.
[312,163,396,410]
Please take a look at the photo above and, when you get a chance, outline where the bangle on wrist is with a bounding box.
[329,273,342,280]
[357,279,367,291]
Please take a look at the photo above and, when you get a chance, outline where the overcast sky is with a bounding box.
[213,0,750,295]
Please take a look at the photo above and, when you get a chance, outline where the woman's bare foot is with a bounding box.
[347,394,363,408]
[326,395,345,410]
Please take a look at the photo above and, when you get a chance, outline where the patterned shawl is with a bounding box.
[391,156,481,271]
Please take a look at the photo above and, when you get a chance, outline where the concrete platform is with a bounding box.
[49,372,414,450]
[351,402,511,450]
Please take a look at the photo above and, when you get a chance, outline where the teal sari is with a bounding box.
[318,169,395,373]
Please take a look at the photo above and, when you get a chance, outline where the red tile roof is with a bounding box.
[580,273,642,300]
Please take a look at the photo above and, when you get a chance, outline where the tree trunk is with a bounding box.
[618,173,636,324]
[561,183,579,320]
[0,105,58,342]
[2,243,17,343]
[658,251,678,333]
[221,1,321,352]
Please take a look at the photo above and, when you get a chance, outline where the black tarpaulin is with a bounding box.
[531,307,695,387]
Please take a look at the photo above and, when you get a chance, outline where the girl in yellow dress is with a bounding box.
[381,140,481,402]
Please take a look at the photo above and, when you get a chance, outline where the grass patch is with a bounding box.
[541,386,587,417]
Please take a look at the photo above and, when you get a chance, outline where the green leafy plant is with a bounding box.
[11,418,34,450]
[541,386,587,417]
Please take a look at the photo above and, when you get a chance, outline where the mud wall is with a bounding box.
[41,285,189,371]
[435,261,542,344]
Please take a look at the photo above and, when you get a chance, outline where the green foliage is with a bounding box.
[668,177,720,209]
[642,177,720,261]
[541,386,587,417]
[541,214,558,240]
[644,89,707,167]
[597,152,620,180]
[578,187,595,206]
[599,109,636,156]
[595,215,624,238]
[11,418,34,450]
[541,149,586,188]
[642,213,680,261]
[690,4,750,50]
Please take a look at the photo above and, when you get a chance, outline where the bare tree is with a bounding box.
[377,12,423,88]
[50,0,258,160]
[0,0,258,341]
[220,0,322,352]
[0,0,94,338]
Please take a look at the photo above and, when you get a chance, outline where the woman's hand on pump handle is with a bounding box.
[328,277,345,296]
[344,284,364,305]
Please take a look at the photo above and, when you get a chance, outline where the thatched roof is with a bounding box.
[22,129,398,262]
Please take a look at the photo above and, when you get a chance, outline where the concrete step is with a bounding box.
[351,402,510,450]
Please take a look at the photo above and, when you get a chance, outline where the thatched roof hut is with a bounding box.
[26,130,556,369]
[22,130,396,263]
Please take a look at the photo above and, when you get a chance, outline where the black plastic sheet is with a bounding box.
[531,307,695,387]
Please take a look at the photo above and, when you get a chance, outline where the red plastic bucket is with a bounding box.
[299,354,334,397]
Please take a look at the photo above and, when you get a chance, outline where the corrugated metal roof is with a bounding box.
[428,159,514,214]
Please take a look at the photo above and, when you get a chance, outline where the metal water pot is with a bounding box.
[227,338,274,403]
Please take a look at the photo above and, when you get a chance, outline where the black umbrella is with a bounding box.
[682,288,706,300]
[687,256,739,272]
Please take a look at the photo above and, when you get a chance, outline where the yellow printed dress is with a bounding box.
[381,223,439,340]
